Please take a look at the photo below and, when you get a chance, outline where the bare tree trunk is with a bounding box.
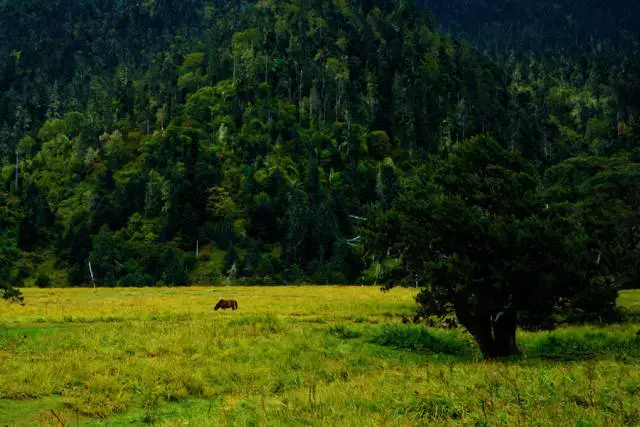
[494,310,519,357]
[458,309,520,360]
[15,152,19,190]
[299,67,303,124]
[88,261,96,288]
[309,88,313,130]
[322,68,326,128]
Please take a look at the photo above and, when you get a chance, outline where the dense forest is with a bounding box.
[1,0,640,345]
[422,0,640,57]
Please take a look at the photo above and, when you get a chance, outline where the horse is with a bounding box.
[214,299,238,310]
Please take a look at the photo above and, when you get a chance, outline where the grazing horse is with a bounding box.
[214,299,238,310]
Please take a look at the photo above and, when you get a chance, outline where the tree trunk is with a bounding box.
[15,152,19,191]
[466,317,499,359]
[458,310,520,360]
[494,310,519,358]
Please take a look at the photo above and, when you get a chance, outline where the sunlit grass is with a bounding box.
[0,286,417,324]
[0,286,639,426]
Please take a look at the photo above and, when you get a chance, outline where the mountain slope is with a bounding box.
[0,0,638,289]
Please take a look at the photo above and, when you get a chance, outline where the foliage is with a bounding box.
[543,153,640,290]
[0,0,638,304]
[366,135,620,358]
[0,191,23,302]
[34,272,51,288]
[0,0,513,287]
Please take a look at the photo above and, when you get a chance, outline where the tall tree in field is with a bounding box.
[366,135,616,359]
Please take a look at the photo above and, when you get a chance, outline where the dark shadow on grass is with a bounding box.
[366,323,640,364]
[327,324,363,339]
[368,324,476,357]
[520,329,640,362]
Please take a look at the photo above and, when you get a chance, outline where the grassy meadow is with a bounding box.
[1,287,640,426]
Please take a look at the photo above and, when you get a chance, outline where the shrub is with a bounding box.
[197,253,211,262]
[370,324,472,355]
[328,324,363,339]
[119,273,155,287]
[525,328,640,360]
[67,264,87,286]
[35,272,52,288]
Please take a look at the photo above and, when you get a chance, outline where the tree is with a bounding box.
[1,0,638,292]
[543,153,640,290]
[366,136,616,359]
[0,192,23,302]
[0,233,22,302]
[90,226,128,287]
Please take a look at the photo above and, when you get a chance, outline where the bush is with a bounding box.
[328,324,363,339]
[119,273,155,287]
[564,276,620,324]
[17,261,33,280]
[35,272,52,288]
[233,277,262,286]
[524,328,640,360]
[256,254,279,277]
[370,324,472,355]
[283,264,305,284]
[67,264,87,286]
[197,253,211,262]
[164,249,196,286]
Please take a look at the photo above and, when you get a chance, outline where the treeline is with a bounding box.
[0,0,639,295]
[421,0,640,57]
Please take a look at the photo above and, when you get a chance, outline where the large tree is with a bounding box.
[366,135,617,359]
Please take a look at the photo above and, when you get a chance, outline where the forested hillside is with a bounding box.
[1,0,639,299]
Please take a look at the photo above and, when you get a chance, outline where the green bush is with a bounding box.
[67,264,87,286]
[524,329,640,360]
[35,272,52,288]
[370,324,472,355]
[328,324,363,339]
[197,253,211,262]
[119,273,155,287]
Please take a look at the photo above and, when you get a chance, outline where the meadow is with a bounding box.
[1,286,640,426]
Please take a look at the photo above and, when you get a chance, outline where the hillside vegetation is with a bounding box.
[1,0,639,293]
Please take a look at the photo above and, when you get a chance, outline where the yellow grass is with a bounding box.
[0,286,417,324]
[0,286,639,426]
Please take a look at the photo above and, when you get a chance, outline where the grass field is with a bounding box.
[1,287,640,426]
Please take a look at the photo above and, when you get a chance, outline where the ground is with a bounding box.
[1,287,640,426]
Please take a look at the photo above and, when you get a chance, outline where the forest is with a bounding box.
[1,0,640,357]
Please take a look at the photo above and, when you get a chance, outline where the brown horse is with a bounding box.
[214,299,238,310]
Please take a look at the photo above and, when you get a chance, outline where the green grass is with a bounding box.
[0,286,639,426]
[189,247,227,285]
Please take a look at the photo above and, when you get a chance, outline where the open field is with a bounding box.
[1,287,640,426]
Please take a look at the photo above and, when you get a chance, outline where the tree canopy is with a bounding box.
[365,136,621,358]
